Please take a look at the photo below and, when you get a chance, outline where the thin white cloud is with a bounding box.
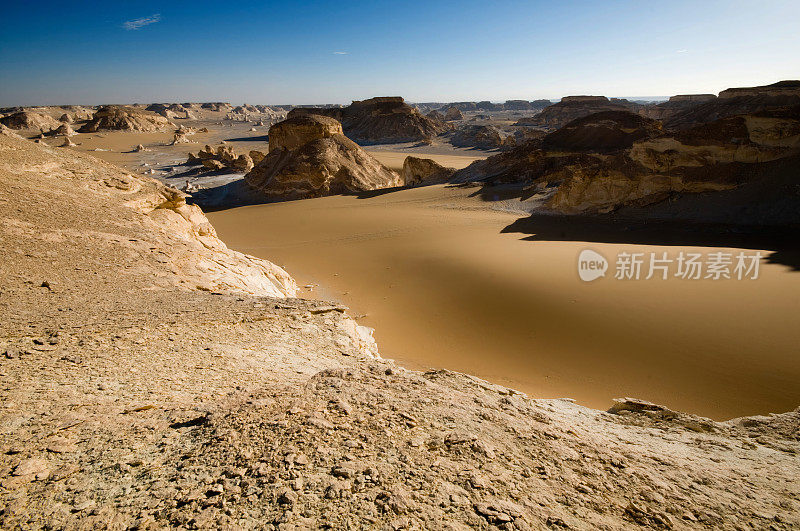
[123,14,161,30]
[676,49,689,54]
[332,51,349,55]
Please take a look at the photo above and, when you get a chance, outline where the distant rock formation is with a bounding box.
[665,80,800,130]
[0,111,61,132]
[425,110,445,122]
[401,156,456,186]
[444,107,464,121]
[244,115,401,199]
[639,94,717,122]
[290,97,448,144]
[450,124,503,149]
[504,99,552,111]
[475,101,503,111]
[79,106,173,133]
[515,96,638,130]
[200,102,233,112]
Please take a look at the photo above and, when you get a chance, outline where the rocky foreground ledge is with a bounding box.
[0,130,797,529]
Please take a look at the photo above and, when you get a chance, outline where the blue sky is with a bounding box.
[0,0,797,106]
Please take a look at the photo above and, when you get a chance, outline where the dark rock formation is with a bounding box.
[515,96,636,131]
[450,125,503,149]
[288,97,447,144]
[453,105,800,215]
[541,111,662,153]
[665,81,800,130]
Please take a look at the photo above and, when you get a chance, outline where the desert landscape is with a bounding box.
[1,2,799,529]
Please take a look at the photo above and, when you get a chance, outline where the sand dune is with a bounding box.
[209,184,800,420]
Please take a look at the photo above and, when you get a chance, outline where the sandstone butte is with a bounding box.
[244,114,402,200]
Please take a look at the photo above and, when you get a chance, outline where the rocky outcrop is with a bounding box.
[541,111,662,153]
[640,94,717,121]
[450,124,503,149]
[79,106,173,133]
[268,114,342,151]
[665,80,800,130]
[244,116,401,200]
[200,102,232,112]
[187,145,254,173]
[516,96,636,131]
[51,123,77,137]
[401,156,456,186]
[454,106,800,215]
[0,111,61,132]
[0,132,296,297]
[289,97,448,144]
[444,106,463,121]
[425,110,445,122]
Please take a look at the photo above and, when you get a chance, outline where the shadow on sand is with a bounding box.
[224,135,269,143]
[502,214,800,271]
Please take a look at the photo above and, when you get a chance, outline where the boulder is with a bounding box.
[232,154,254,172]
[401,156,456,186]
[59,113,72,123]
[172,132,191,144]
[52,123,77,137]
[249,150,266,165]
[60,136,76,147]
[202,159,226,171]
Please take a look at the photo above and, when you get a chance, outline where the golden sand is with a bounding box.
[208,184,800,419]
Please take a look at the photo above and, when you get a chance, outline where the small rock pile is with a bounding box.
[187,145,255,172]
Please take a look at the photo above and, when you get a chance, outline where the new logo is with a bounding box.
[578,249,608,282]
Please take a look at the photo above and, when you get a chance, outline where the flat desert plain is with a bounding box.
[208,184,800,420]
